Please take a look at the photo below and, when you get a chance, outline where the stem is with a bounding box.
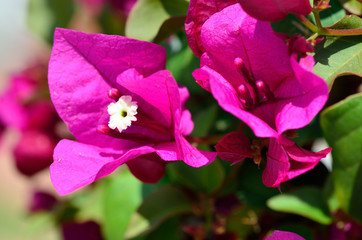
[321,28,362,36]
[295,14,318,33]
[307,32,319,41]
[296,14,362,38]
[312,10,323,29]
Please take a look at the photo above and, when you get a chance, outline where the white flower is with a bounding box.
[107,95,138,132]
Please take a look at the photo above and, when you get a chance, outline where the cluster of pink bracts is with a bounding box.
[47,0,331,198]
[0,1,336,239]
[0,63,62,176]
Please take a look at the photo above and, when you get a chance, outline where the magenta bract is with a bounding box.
[14,129,57,176]
[192,4,331,187]
[185,0,238,57]
[48,28,216,195]
[266,230,305,240]
[215,132,252,163]
[237,0,312,22]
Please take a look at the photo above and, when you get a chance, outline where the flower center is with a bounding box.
[234,57,274,109]
[121,110,127,117]
[107,95,138,133]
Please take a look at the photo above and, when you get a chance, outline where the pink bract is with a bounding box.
[237,0,312,22]
[48,28,216,195]
[185,0,237,57]
[0,64,62,176]
[192,4,331,188]
[266,230,305,240]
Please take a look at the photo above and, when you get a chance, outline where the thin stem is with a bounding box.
[295,14,319,33]
[307,32,319,41]
[312,10,323,29]
[321,28,362,36]
[296,14,362,38]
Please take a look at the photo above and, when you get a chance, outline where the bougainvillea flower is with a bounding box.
[266,230,305,240]
[192,4,331,187]
[48,28,216,195]
[237,0,312,22]
[185,0,238,57]
[0,69,40,129]
[14,129,57,176]
[0,64,62,176]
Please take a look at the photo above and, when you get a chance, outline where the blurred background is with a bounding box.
[0,1,55,239]
[0,1,361,240]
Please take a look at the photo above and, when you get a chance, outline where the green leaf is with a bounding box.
[308,0,345,27]
[338,0,362,15]
[143,217,182,240]
[166,46,206,94]
[103,170,143,240]
[323,176,340,213]
[320,93,362,222]
[237,160,279,208]
[327,15,362,29]
[138,186,192,224]
[125,0,188,42]
[153,16,186,44]
[99,3,126,36]
[126,186,192,238]
[127,217,182,240]
[69,180,105,223]
[125,213,150,239]
[27,0,54,41]
[192,104,218,137]
[267,187,332,224]
[271,14,312,37]
[27,0,75,43]
[313,35,362,85]
[168,160,225,193]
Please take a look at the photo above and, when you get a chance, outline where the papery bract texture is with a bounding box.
[49,28,216,195]
[215,132,252,163]
[192,4,331,187]
[237,0,312,22]
[185,0,238,57]
[265,230,305,240]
